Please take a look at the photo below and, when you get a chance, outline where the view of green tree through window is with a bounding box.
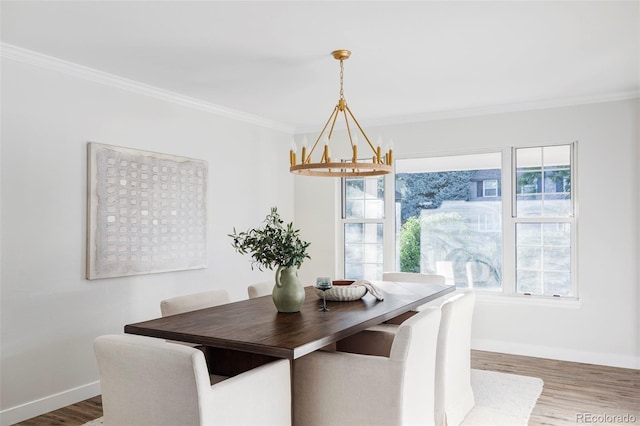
[339,143,576,297]
[395,153,503,289]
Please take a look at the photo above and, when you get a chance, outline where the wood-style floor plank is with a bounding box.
[471,350,640,426]
[13,350,640,425]
[14,396,102,426]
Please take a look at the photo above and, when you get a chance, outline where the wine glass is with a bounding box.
[316,277,333,312]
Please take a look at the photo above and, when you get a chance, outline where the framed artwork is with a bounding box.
[87,142,208,279]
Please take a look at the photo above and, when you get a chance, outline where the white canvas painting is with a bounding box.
[87,142,208,279]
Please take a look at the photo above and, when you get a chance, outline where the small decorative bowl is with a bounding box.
[315,284,367,302]
[332,279,355,286]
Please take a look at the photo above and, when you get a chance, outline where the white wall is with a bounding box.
[0,59,294,424]
[295,98,640,369]
[1,51,637,424]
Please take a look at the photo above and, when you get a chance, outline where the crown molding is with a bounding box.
[369,90,640,128]
[295,90,640,134]
[0,43,295,134]
[3,43,636,137]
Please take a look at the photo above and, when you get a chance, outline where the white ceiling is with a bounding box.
[2,1,639,133]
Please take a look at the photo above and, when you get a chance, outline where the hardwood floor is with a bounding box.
[472,351,640,426]
[14,396,102,426]
[14,350,640,426]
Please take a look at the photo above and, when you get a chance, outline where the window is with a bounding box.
[340,142,577,298]
[514,145,575,296]
[341,177,385,280]
[483,179,498,197]
[394,152,503,289]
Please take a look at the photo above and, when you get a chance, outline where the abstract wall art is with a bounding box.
[87,142,208,279]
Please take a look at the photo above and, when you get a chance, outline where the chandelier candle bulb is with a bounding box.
[290,141,297,166]
[301,137,309,163]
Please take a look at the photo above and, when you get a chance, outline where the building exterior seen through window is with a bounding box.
[341,143,576,298]
[395,152,503,290]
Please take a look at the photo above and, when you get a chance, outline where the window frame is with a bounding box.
[337,175,394,280]
[392,149,506,291]
[483,179,499,197]
[337,142,578,300]
[510,142,578,298]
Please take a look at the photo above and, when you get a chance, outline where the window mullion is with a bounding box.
[383,171,396,273]
[502,147,516,295]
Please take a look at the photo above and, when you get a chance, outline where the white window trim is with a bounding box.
[501,147,515,296]
[476,292,582,308]
[337,143,578,301]
[391,146,508,287]
[510,142,578,299]
[336,175,394,280]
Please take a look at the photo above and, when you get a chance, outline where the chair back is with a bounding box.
[94,334,212,426]
[160,289,230,317]
[383,271,446,285]
[247,281,273,299]
[390,307,442,425]
[435,291,476,426]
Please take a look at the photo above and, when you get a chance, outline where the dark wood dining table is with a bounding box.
[125,280,454,375]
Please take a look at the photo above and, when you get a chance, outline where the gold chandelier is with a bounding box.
[289,50,393,177]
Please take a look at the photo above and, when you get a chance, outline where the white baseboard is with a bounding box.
[472,338,640,370]
[0,381,100,426]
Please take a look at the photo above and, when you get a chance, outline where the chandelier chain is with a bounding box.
[339,59,344,101]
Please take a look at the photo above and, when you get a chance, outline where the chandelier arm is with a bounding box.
[345,105,377,154]
[327,104,341,141]
[307,106,339,164]
[341,108,355,148]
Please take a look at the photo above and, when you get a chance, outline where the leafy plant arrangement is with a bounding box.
[229,207,310,271]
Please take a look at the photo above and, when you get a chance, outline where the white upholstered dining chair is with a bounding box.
[434,291,476,426]
[339,291,477,426]
[382,271,447,286]
[160,289,231,317]
[294,307,442,426]
[160,289,232,375]
[379,271,447,325]
[247,280,273,299]
[94,334,291,426]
